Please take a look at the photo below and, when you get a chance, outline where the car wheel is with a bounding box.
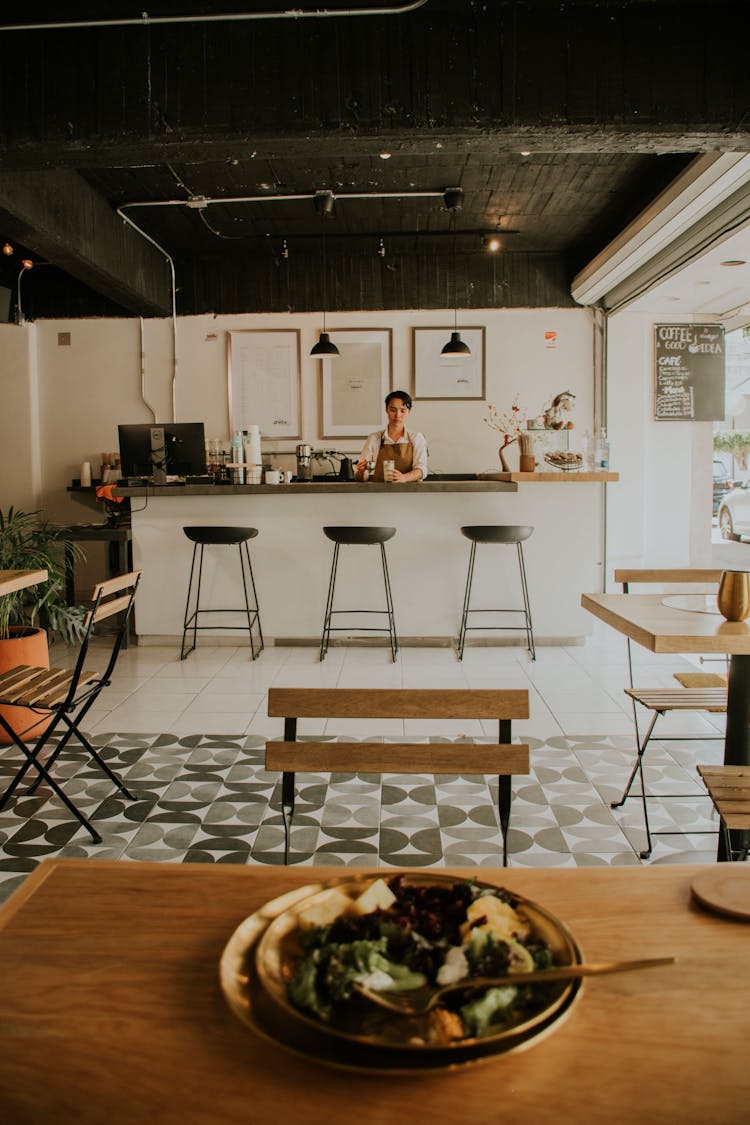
[719,508,740,541]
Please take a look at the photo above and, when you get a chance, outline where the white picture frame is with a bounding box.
[412,326,486,400]
[227,329,301,439]
[320,328,392,438]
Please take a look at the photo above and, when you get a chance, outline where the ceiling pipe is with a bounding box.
[122,189,447,210]
[0,1,429,33]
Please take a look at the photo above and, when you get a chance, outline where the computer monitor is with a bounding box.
[118,422,206,480]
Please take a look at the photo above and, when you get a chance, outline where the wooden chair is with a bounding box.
[696,765,750,862]
[266,687,530,866]
[612,569,726,859]
[0,571,142,843]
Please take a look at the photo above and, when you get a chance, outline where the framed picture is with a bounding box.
[320,328,392,437]
[412,327,486,400]
[227,329,301,439]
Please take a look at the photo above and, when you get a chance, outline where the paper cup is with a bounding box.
[383,459,396,481]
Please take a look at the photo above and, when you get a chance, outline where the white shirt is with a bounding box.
[360,429,428,479]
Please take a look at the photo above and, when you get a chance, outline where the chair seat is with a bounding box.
[625,687,727,712]
[0,664,98,708]
[460,525,534,544]
[323,526,396,545]
[183,526,258,546]
[697,765,750,831]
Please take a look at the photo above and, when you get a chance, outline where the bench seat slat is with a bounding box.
[266,741,529,775]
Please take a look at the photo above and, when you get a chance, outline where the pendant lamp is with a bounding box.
[310,190,339,358]
[441,188,471,357]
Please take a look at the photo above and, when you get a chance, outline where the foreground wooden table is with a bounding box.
[0,568,47,596]
[1,859,748,1124]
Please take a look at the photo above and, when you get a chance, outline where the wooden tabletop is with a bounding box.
[1,859,748,1125]
[582,591,750,654]
[0,568,47,596]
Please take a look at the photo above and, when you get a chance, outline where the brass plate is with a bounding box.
[220,874,583,1075]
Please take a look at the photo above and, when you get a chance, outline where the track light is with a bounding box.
[377,238,386,258]
[313,190,335,216]
[281,239,289,259]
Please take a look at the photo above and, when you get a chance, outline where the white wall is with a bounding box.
[606,309,714,578]
[2,307,596,522]
[0,323,40,512]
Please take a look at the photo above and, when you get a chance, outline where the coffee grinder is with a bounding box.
[295,443,313,481]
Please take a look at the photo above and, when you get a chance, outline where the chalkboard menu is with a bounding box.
[654,324,725,421]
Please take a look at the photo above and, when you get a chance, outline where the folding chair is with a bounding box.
[266,687,530,866]
[611,568,725,859]
[0,570,142,843]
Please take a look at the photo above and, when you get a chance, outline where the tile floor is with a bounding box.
[0,627,728,904]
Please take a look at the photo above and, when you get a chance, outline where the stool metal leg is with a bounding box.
[320,541,340,661]
[516,541,536,661]
[457,540,477,660]
[180,542,203,660]
[379,541,399,661]
[239,541,264,660]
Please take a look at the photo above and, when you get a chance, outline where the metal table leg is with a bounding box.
[718,653,750,860]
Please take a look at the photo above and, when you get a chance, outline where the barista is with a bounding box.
[354,390,428,482]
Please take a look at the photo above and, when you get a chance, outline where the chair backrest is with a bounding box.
[69,570,143,694]
[266,687,530,776]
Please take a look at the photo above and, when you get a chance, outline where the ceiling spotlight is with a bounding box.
[379,151,391,160]
[520,150,531,157]
[485,236,501,253]
[377,238,386,258]
[2,242,13,256]
[313,190,335,216]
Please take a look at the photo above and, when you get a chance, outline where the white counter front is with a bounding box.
[128,483,608,646]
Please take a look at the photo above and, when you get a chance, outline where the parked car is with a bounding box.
[713,459,733,516]
[718,481,750,540]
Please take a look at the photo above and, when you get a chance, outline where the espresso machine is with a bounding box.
[295,443,313,481]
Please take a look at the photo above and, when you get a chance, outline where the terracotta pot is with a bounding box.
[0,626,52,745]
[717,571,750,622]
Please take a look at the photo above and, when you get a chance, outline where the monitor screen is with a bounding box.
[118,422,206,479]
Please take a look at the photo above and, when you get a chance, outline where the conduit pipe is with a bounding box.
[117,204,179,423]
[0,2,429,33]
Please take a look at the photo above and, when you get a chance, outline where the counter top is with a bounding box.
[478,470,619,482]
[114,478,519,497]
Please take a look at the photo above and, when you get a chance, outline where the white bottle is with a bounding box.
[230,431,245,483]
[244,424,262,468]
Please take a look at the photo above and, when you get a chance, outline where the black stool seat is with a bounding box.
[457,524,535,661]
[320,526,398,661]
[323,526,396,545]
[461,525,534,545]
[184,526,258,546]
[180,525,263,660]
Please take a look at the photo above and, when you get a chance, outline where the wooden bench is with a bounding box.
[265,687,530,867]
[696,765,750,862]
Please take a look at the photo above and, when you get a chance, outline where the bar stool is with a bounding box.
[457,525,535,661]
[180,526,264,660]
[320,526,398,662]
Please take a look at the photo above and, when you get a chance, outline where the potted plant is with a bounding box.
[0,507,87,743]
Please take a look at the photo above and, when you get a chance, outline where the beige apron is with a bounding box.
[374,435,414,481]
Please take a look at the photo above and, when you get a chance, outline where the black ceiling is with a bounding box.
[0,0,746,319]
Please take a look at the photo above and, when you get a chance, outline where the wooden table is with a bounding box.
[1,859,748,1125]
[0,568,47,596]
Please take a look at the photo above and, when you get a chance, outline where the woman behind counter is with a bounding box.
[354,390,428,482]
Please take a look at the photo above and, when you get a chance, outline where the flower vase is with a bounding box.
[717,570,750,621]
[498,443,516,473]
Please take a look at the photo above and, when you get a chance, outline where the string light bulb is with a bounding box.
[2,242,13,256]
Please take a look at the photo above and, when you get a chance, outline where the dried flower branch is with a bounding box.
[483,396,527,448]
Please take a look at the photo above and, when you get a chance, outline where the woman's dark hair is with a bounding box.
[385,390,412,409]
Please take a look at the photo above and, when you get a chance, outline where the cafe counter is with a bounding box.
[116,477,613,645]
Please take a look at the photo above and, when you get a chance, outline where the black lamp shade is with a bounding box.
[441,331,471,356]
[310,331,340,357]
